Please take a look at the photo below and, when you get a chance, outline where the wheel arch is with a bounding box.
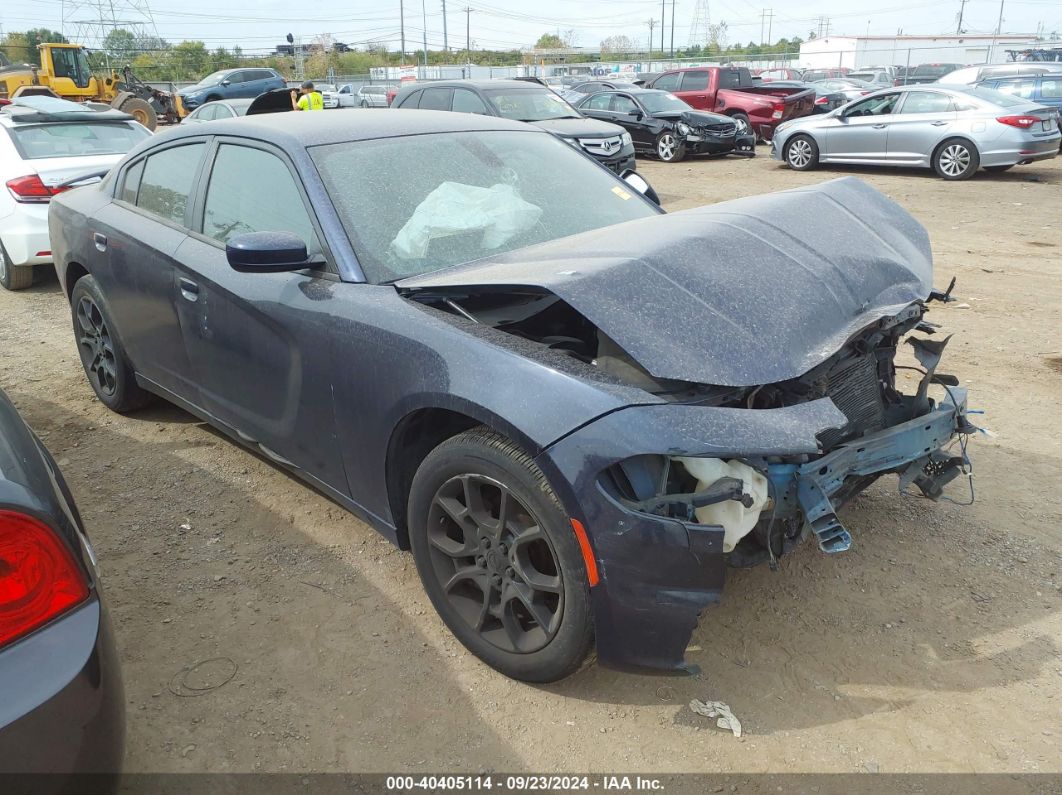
[63,261,90,303]
[384,402,543,549]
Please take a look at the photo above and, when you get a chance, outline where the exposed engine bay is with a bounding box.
[406,282,973,568]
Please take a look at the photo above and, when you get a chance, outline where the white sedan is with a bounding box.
[1,97,149,289]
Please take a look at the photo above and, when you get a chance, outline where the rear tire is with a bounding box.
[0,244,34,290]
[118,97,157,130]
[933,138,979,180]
[70,275,153,413]
[361,99,369,108]
[408,428,594,682]
[784,134,819,171]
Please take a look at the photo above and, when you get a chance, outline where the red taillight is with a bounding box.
[0,510,89,648]
[996,115,1040,129]
[815,96,829,105]
[6,174,69,204]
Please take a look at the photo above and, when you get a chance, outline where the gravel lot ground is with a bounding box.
[1,148,1060,777]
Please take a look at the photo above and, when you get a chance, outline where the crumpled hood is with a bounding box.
[655,109,734,127]
[397,177,933,387]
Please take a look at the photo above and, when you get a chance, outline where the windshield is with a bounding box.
[317,84,337,93]
[310,130,659,283]
[9,122,150,159]
[192,70,229,88]
[638,91,691,113]
[483,89,580,121]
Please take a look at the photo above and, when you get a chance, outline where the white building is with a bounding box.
[799,34,1041,70]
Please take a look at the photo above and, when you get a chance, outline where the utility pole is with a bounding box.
[766,9,773,46]
[956,0,967,34]
[670,0,675,56]
[465,6,473,75]
[442,0,448,51]
[647,18,656,56]
[400,0,406,59]
[660,0,665,57]
[421,0,428,77]
[995,0,1004,34]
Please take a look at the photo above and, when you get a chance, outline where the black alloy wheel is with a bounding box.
[425,473,563,654]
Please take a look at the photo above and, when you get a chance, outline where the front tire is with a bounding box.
[118,97,157,130]
[408,428,594,682]
[0,243,34,290]
[730,111,752,137]
[784,134,819,171]
[656,131,686,162]
[933,138,979,180]
[70,275,152,413]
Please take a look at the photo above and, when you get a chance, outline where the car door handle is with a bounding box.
[178,277,199,301]
[872,123,888,129]
[930,120,948,126]
[93,232,107,252]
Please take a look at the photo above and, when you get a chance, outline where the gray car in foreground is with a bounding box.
[0,388,124,778]
[772,84,1059,179]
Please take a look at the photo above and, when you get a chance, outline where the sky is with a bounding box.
[2,0,1060,56]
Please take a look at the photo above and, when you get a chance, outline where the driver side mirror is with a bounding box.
[628,109,643,120]
[618,169,660,206]
[220,79,231,87]
[226,232,311,273]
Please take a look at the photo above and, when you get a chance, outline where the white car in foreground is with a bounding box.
[1,97,149,289]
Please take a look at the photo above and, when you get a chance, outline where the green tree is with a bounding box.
[24,28,68,65]
[0,32,32,64]
[535,33,565,49]
[103,29,138,62]
[170,41,210,81]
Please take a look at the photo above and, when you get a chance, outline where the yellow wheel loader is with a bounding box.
[0,43,184,129]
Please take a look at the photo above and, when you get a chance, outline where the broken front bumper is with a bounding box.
[537,389,971,674]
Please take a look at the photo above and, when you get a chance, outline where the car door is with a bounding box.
[88,141,208,402]
[885,90,957,165]
[578,91,618,123]
[823,92,900,162]
[676,70,712,109]
[221,71,249,99]
[173,139,345,487]
[610,93,655,148]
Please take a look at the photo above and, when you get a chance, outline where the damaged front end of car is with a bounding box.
[676,111,757,157]
[396,176,977,674]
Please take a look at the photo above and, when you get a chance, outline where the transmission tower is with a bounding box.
[63,0,161,49]
[688,0,712,48]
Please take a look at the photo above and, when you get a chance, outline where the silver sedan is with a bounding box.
[771,85,1060,179]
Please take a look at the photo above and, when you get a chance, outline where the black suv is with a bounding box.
[392,80,636,172]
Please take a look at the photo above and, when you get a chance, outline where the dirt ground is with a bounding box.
[1,149,1060,778]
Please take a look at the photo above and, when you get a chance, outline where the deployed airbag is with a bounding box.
[391,182,542,260]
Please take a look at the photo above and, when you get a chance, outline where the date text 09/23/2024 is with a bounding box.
[386,775,665,791]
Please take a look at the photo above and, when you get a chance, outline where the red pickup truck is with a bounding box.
[648,66,815,141]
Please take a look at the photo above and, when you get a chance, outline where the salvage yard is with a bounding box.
[2,150,1061,776]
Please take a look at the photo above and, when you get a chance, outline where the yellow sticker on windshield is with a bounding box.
[612,186,632,201]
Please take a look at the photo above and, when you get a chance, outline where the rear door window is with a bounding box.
[994,79,1036,99]
[135,143,206,227]
[398,89,422,108]
[583,93,612,110]
[898,91,954,114]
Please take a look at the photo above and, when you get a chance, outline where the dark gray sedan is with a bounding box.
[0,388,124,777]
[49,111,975,681]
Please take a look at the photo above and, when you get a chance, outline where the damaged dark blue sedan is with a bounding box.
[48,111,975,681]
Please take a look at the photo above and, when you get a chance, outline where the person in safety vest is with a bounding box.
[291,81,324,111]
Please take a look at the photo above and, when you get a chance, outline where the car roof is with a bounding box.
[403,80,552,91]
[0,96,134,124]
[153,108,543,148]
